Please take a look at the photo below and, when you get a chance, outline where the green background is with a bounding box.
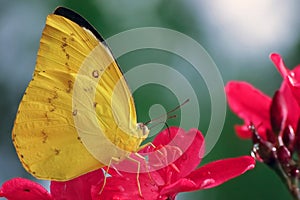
[1,0,300,199]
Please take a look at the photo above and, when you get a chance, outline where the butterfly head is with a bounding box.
[136,123,149,140]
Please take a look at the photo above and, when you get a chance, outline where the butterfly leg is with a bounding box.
[99,156,143,196]
[98,156,124,195]
[135,143,168,187]
[126,155,144,197]
[138,141,155,150]
[99,158,114,194]
[138,142,165,158]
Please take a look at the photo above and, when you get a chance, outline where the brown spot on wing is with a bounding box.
[92,70,99,78]
[61,37,71,60]
[54,148,60,155]
[41,129,48,143]
[49,106,56,112]
[66,80,73,93]
[70,33,75,41]
[93,102,98,107]
[72,109,77,116]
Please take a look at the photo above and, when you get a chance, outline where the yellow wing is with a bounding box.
[12,7,147,181]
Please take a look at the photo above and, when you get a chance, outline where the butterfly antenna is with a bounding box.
[165,122,171,138]
[145,99,189,126]
[164,122,181,148]
[166,98,189,116]
[147,115,176,130]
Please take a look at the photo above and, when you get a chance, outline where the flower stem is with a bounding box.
[272,162,300,200]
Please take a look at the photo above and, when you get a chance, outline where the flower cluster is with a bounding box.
[0,127,255,200]
[225,53,300,198]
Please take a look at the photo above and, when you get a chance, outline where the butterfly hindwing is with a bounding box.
[12,7,141,181]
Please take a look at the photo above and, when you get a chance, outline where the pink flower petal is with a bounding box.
[185,156,255,190]
[270,53,300,107]
[289,65,300,98]
[234,125,252,138]
[151,126,185,146]
[91,169,162,200]
[169,128,205,180]
[0,178,52,200]
[287,66,300,106]
[235,124,271,140]
[89,128,255,199]
[225,81,272,139]
[276,83,299,132]
[159,178,197,196]
[270,53,290,78]
[50,169,103,200]
[269,53,300,132]
[142,127,205,180]
[290,65,300,86]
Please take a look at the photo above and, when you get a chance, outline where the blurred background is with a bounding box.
[1,0,300,199]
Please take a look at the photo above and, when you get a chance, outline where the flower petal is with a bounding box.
[269,53,300,132]
[0,178,52,200]
[281,81,300,130]
[170,128,205,179]
[160,156,255,195]
[225,81,272,139]
[270,53,290,78]
[50,169,103,200]
[151,126,185,146]
[234,125,252,138]
[288,66,300,105]
[159,178,197,197]
[270,53,300,107]
[143,127,205,180]
[184,156,255,190]
[272,83,300,133]
[270,53,300,130]
[91,169,162,200]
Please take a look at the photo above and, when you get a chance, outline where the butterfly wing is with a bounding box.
[12,7,141,181]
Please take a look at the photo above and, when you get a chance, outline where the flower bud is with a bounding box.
[282,125,295,153]
[294,119,300,155]
[266,129,277,144]
[270,91,287,134]
[277,145,291,165]
[290,165,299,178]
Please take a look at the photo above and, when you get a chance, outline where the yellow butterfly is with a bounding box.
[12,7,149,181]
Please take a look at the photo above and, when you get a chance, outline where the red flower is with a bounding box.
[270,53,300,107]
[225,53,300,199]
[0,169,103,200]
[0,127,255,200]
[0,178,53,200]
[225,54,300,147]
[225,81,272,140]
[50,169,103,200]
[92,127,255,200]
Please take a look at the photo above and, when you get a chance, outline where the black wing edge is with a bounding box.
[53,7,129,88]
[54,7,105,43]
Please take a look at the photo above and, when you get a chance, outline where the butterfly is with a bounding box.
[12,7,149,181]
